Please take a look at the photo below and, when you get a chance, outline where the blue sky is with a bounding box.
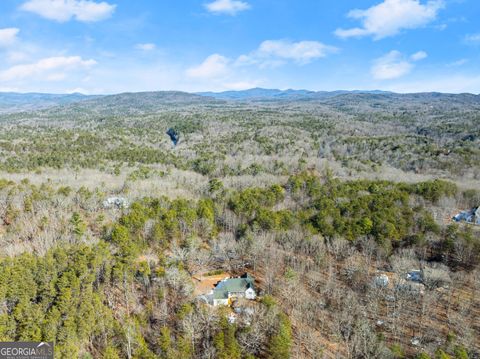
[0,0,479,94]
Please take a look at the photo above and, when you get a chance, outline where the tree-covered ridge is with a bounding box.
[0,93,478,180]
[0,172,478,358]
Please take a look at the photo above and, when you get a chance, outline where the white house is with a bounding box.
[103,197,129,209]
[208,274,257,306]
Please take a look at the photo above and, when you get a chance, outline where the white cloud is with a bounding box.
[0,56,97,81]
[184,53,266,91]
[372,51,413,80]
[465,33,480,43]
[238,40,338,67]
[335,0,444,40]
[186,54,231,79]
[410,51,427,61]
[447,59,468,67]
[186,39,336,87]
[371,50,426,80]
[204,0,250,15]
[21,0,116,22]
[258,40,337,64]
[135,43,156,51]
[184,39,335,91]
[0,28,20,47]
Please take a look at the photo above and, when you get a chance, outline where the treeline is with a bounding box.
[226,173,477,265]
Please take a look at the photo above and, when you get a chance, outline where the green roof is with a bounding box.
[213,276,254,299]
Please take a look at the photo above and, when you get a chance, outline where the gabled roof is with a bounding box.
[213,276,255,299]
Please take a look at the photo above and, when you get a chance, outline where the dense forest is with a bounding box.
[0,91,479,358]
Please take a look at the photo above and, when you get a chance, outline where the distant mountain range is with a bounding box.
[0,92,98,113]
[64,91,223,115]
[0,88,478,114]
[0,91,228,114]
[197,88,392,100]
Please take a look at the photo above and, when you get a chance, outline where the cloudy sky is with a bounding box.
[0,0,479,94]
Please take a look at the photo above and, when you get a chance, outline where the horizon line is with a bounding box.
[0,88,479,96]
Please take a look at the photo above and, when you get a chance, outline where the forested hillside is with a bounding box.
[0,91,479,358]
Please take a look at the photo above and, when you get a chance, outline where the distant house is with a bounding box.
[207,274,256,306]
[406,270,423,283]
[453,206,480,225]
[103,197,129,209]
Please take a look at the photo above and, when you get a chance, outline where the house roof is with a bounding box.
[213,276,254,299]
[453,206,480,225]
